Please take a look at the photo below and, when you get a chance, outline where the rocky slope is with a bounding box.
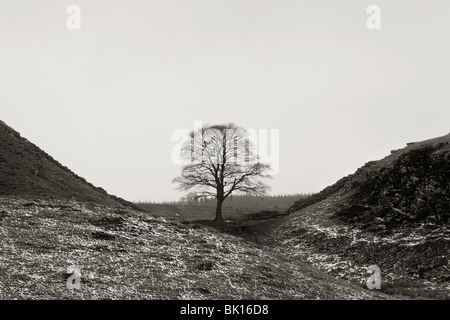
[288,134,450,227]
[0,120,139,210]
[270,134,450,299]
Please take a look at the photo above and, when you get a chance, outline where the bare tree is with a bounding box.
[173,123,272,224]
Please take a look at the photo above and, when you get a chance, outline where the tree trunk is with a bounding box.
[215,197,224,224]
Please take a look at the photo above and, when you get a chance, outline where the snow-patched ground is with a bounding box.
[260,194,450,298]
[0,196,389,300]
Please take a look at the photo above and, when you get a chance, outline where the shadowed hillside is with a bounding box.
[0,120,139,210]
[265,134,450,299]
[288,133,450,228]
[0,119,392,299]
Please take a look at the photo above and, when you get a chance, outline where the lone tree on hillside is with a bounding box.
[172,123,272,224]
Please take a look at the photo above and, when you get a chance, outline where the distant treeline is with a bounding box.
[136,193,312,210]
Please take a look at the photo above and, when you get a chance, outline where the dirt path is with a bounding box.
[187,213,293,248]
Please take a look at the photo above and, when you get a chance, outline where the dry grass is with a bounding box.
[0,196,390,300]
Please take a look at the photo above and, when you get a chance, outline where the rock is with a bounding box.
[196,260,215,271]
[91,231,116,241]
[410,176,420,184]
[0,210,9,221]
[441,274,450,281]
[417,198,427,208]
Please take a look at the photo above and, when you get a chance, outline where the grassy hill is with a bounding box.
[0,120,139,210]
[262,134,450,299]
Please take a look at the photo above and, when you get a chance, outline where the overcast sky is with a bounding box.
[1,0,450,202]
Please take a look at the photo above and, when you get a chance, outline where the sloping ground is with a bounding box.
[273,134,450,299]
[0,196,391,300]
[0,120,139,210]
[0,119,391,300]
[264,194,449,299]
[288,133,450,226]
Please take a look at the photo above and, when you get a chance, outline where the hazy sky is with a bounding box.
[1,1,450,202]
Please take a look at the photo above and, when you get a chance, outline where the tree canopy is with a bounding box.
[173,123,272,223]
